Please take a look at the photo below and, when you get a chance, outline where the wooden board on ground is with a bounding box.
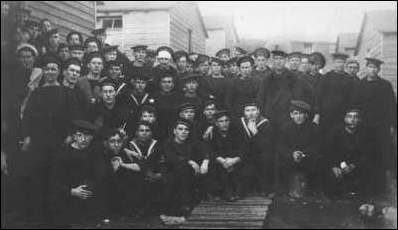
[180,196,272,229]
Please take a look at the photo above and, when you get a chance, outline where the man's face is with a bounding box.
[58,47,70,61]
[184,80,199,94]
[160,77,174,93]
[177,57,187,72]
[133,79,147,93]
[366,64,379,77]
[106,134,123,155]
[215,116,231,132]
[43,63,59,84]
[69,34,81,45]
[28,26,40,39]
[136,125,152,142]
[244,106,259,120]
[96,34,106,44]
[73,131,94,149]
[174,124,190,142]
[310,63,320,74]
[211,62,222,75]
[64,64,81,85]
[179,109,195,121]
[346,63,360,76]
[86,42,99,53]
[203,104,216,120]
[240,61,252,76]
[158,57,170,66]
[199,62,210,75]
[88,57,103,74]
[344,111,360,130]
[49,33,60,47]
[290,110,307,125]
[272,56,286,70]
[18,50,35,70]
[71,50,84,61]
[140,112,156,124]
[255,56,268,70]
[228,63,239,74]
[186,63,194,73]
[42,20,52,33]
[134,50,147,63]
[300,58,311,73]
[101,85,116,104]
[333,59,346,72]
[109,66,122,79]
[104,50,117,62]
[288,57,301,71]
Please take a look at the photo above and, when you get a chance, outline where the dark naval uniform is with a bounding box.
[235,116,273,194]
[314,70,357,134]
[323,124,373,197]
[226,74,261,117]
[353,76,397,189]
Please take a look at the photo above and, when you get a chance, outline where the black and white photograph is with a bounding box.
[1,1,397,229]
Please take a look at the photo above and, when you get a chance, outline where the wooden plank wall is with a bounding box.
[23,1,96,42]
[169,2,206,53]
[104,10,170,51]
[356,17,383,77]
[381,33,397,93]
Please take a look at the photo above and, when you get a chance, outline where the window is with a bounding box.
[188,29,192,52]
[98,16,123,29]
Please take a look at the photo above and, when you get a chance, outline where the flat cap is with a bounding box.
[253,47,270,58]
[237,56,255,66]
[332,52,349,60]
[216,48,230,57]
[72,120,97,133]
[16,43,39,57]
[290,100,311,113]
[288,52,303,59]
[156,46,174,56]
[91,28,106,35]
[271,50,288,58]
[309,52,326,68]
[131,45,148,52]
[177,102,197,113]
[365,57,384,68]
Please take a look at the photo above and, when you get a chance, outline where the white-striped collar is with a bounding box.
[129,139,157,159]
[130,93,149,106]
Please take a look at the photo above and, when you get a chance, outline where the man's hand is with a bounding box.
[124,148,142,160]
[21,136,31,152]
[342,163,355,174]
[202,126,214,140]
[292,151,304,163]
[111,157,122,171]
[1,151,8,175]
[247,120,258,135]
[332,167,343,178]
[71,185,93,200]
[313,114,320,125]
[189,161,200,175]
